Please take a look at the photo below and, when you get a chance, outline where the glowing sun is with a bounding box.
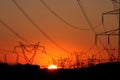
[48,65,57,69]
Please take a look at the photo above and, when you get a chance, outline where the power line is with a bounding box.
[40,0,107,54]
[76,0,97,33]
[0,18,30,44]
[77,0,106,33]
[11,0,71,54]
[40,0,101,54]
[39,0,91,30]
[76,0,104,31]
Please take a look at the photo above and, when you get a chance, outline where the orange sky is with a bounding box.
[0,0,119,68]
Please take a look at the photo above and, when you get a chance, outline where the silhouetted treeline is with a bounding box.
[0,62,120,80]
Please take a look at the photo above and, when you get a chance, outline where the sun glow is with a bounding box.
[48,65,57,69]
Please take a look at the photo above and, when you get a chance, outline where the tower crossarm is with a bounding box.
[103,9,119,15]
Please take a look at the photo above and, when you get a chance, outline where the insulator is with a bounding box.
[95,34,97,44]
[108,36,110,44]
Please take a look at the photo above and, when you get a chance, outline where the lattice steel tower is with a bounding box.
[95,0,120,61]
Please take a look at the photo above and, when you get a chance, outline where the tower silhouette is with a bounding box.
[95,0,120,61]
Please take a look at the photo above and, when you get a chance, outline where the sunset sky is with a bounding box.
[0,0,118,67]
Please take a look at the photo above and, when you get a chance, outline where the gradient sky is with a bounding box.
[0,0,118,66]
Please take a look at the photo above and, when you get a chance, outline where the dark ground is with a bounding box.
[0,62,120,80]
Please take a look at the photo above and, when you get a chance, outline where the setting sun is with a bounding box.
[48,65,57,69]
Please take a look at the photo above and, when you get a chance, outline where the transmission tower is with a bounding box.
[13,42,46,64]
[95,0,120,61]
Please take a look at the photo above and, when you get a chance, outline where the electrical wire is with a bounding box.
[77,0,101,30]
[76,0,97,33]
[12,0,71,54]
[40,0,104,55]
[0,18,30,44]
[39,0,92,30]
